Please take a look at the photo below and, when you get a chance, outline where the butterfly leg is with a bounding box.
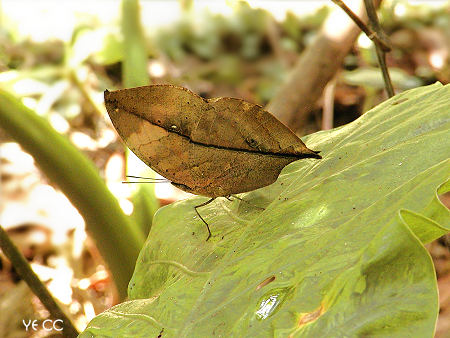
[230,195,265,210]
[194,198,216,241]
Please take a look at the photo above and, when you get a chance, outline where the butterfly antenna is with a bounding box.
[122,175,170,184]
[229,195,265,210]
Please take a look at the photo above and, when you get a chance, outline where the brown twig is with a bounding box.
[331,0,391,52]
[333,0,394,97]
[0,225,79,337]
[363,0,395,97]
[266,0,382,132]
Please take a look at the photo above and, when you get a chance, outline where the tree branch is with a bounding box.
[266,0,382,132]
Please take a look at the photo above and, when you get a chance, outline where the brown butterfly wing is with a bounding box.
[104,85,320,197]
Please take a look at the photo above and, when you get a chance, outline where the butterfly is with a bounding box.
[105,85,321,240]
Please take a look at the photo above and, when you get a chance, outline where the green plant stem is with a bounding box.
[0,224,79,337]
[0,89,145,299]
[121,0,149,88]
[120,0,160,239]
[70,69,104,116]
[363,0,395,97]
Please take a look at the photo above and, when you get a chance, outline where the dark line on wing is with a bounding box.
[186,134,321,159]
[105,97,322,160]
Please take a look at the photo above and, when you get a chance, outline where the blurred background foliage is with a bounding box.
[0,1,448,135]
[0,0,449,336]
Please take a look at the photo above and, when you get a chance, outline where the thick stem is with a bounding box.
[121,0,149,88]
[0,90,145,299]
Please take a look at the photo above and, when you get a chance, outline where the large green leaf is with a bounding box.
[81,83,449,337]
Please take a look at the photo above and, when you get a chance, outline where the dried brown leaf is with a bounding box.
[104,85,320,197]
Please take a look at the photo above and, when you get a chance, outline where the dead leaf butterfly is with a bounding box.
[104,85,321,240]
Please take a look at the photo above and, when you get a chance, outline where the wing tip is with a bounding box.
[303,148,322,159]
